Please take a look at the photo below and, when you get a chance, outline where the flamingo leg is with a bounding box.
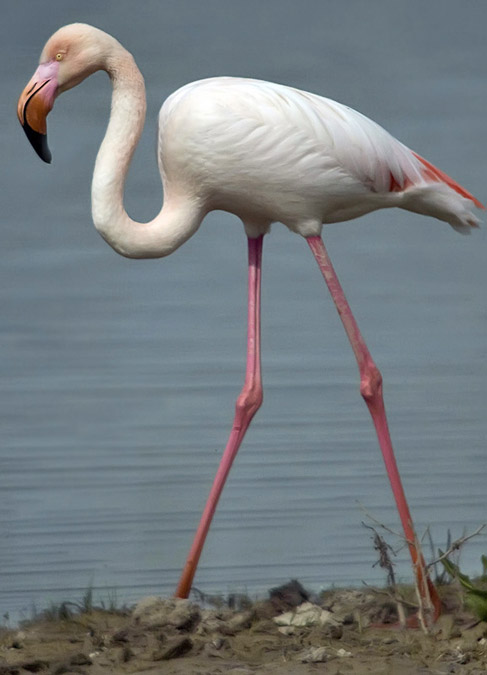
[175,234,264,598]
[307,235,440,623]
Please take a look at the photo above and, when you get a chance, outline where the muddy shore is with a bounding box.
[1,580,486,674]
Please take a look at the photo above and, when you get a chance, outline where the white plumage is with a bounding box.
[158,76,479,238]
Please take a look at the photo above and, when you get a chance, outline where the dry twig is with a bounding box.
[427,525,486,569]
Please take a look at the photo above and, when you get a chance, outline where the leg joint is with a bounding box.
[360,364,383,401]
[235,383,263,420]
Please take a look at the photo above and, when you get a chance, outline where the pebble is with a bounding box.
[153,636,193,661]
[133,597,201,631]
[219,610,253,635]
[274,601,341,629]
[299,646,328,663]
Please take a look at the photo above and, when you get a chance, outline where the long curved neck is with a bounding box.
[91,48,203,259]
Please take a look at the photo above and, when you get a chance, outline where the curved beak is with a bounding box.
[17,62,59,163]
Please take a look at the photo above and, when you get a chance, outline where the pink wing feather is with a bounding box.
[412,152,484,209]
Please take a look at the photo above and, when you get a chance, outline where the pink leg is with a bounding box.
[307,235,440,620]
[175,235,264,599]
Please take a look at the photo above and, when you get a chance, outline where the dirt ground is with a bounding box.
[0,580,486,675]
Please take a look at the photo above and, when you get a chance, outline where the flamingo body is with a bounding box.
[160,77,479,238]
[17,23,483,621]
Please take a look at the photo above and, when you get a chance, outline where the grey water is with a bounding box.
[2,1,486,623]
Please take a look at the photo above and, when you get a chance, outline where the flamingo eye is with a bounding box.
[55,53,63,61]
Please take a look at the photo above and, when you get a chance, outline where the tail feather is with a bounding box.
[402,182,481,234]
[412,152,485,210]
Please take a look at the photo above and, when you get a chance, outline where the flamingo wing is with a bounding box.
[159,77,482,231]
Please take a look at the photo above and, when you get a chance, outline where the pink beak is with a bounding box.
[17,61,59,163]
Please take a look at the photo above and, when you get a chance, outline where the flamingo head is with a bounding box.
[17,23,114,163]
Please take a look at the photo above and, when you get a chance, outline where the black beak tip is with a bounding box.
[22,122,52,164]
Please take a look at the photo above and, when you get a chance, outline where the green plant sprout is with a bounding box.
[440,553,487,622]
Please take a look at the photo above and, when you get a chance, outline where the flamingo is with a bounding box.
[17,23,483,621]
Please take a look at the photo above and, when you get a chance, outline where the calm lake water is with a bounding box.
[2,1,486,622]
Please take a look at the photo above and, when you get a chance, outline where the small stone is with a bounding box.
[196,614,221,635]
[336,647,352,658]
[219,610,253,635]
[153,636,193,661]
[211,637,226,650]
[299,646,328,663]
[133,597,200,631]
[69,653,92,666]
[274,602,341,629]
[111,628,130,643]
